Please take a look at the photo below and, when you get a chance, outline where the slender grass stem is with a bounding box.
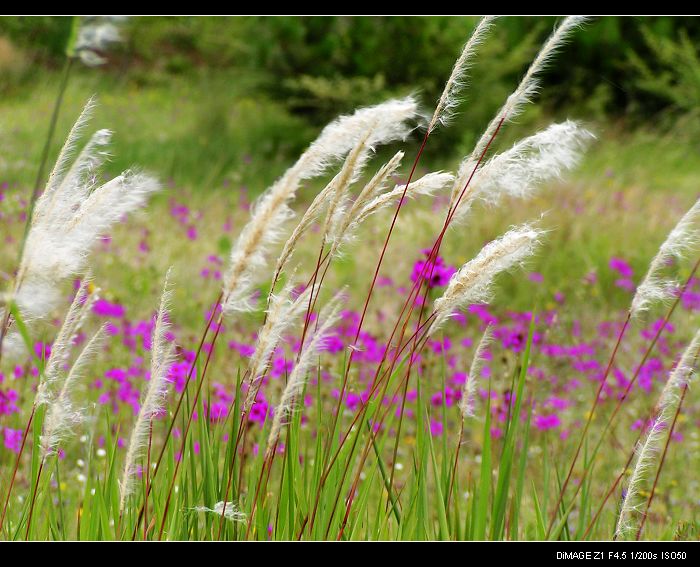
[0,404,36,534]
[24,458,46,540]
[546,311,631,536]
[157,313,224,539]
[561,257,699,539]
[635,385,688,540]
[131,290,222,538]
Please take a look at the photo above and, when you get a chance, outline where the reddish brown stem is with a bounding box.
[546,311,631,536]
[24,458,45,540]
[157,313,224,540]
[636,385,687,540]
[131,290,222,539]
[335,118,505,536]
[0,404,36,534]
[558,256,699,538]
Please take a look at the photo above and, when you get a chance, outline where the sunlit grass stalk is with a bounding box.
[332,118,505,530]
[314,17,498,506]
[635,384,688,540]
[245,295,343,535]
[546,311,631,536]
[306,117,505,537]
[216,283,312,537]
[130,290,223,539]
[552,217,700,537]
[0,279,95,534]
[337,218,540,537]
[446,325,493,511]
[347,18,587,527]
[118,271,175,520]
[167,98,416,538]
[615,329,700,539]
[25,325,106,538]
[573,258,699,539]
[156,309,225,540]
[582,269,696,538]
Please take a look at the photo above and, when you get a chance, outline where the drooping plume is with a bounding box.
[223,98,418,315]
[615,328,700,539]
[460,324,494,419]
[15,99,160,322]
[431,224,543,332]
[451,121,594,218]
[266,292,344,455]
[631,198,700,316]
[119,270,176,512]
[330,171,454,255]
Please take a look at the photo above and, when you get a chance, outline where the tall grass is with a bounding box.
[1,16,699,542]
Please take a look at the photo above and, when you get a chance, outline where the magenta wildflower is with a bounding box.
[93,298,126,318]
[609,257,633,278]
[528,272,544,284]
[0,389,19,415]
[429,419,444,436]
[2,427,22,453]
[410,249,456,289]
[534,414,561,430]
[249,399,269,425]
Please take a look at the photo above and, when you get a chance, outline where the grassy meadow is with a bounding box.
[1,16,700,541]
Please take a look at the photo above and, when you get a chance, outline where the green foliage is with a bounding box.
[628,27,700,121]
[5,16,700,131]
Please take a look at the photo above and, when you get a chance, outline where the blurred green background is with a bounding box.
[2,16,700,192]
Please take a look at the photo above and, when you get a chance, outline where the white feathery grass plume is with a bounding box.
[119,270,176,512]
[266,292,344,455]
[331,171,454,255]
[272,150,403,286]
[431,224,543,332]
[349,151,405,214]
[319,130,376,242]
[631,198,700,316]
[40,277,99,394]
[194,501,246,523]
[325,151,406,248]
[470,16,588,163]
[244,281,312,415]
[451,121,594,220]
[44,97,98,198]
[15,100,160,321]
[448,16,588,211]
[615,328,700,539]
[222,97,418,315]
[460,324,494,419]
[73,16,126,67]
[1,274,98,361]
[39,325,106,457]
[355,171,454,227]
[428,16,497,133]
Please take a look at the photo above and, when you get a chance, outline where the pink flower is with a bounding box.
[534,414,561,431]
[2,427,22,453]
[429,419,444,436]
[410,250,456,289]
[93,299,126,318]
